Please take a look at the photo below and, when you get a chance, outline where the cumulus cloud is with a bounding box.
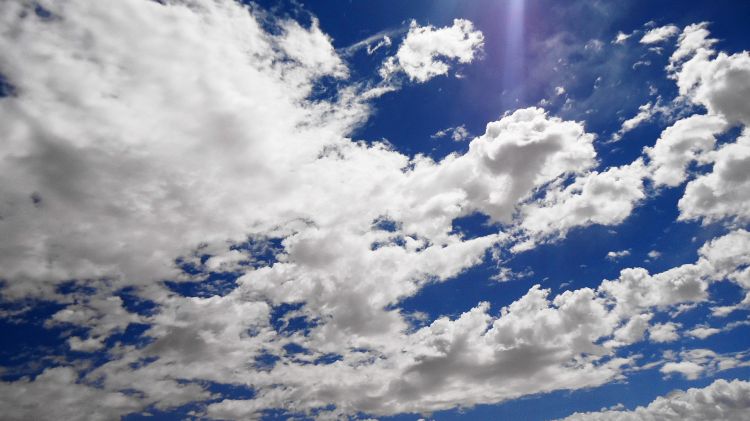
[2,2,750,419]
[559,378,750,421]
[0,1,614,417]
[645,114,728,187]
[0,0,370,298]
[677,50,750,126]
[679,133,750,223]
[277,18,348,78]
[518,159,647,248]
[648,322,680,343]
[687,325,721,339]
[640,24,680,44]
[611,103,655,141]
[380,19,484,82]
[613,30,635,44]
[648,23,750,224]
[0,367,143,421]
[67,231,750,418]
[606,250,631,261]
[669,22,717,70]
[610,100,673,142]
[431,125,471,142]
[599,229,750,319]
[661,349,750,380]
[712,292,750,317]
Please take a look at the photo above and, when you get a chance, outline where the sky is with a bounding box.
[1,0,750,420]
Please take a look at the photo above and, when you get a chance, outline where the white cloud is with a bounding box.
[518,160,647,248]
[277,18,348,78]
[203,249,250,271]
[648,322,680,343]
[0,367,144,421]
[609,313,652,346]
[688,325,721,339]
[680,51,750,126]
[617,103,655,136]
[0,3,621,415]
[606,250,631,261]
[646,24,750,223]
[558,378,750,421]
[613,31,633,44]
[660,360,705,380]
[0,0,370,298]
[431,125,470,142]
[640,24,679,44]
[712,292,750,317]
[399,107,596,238]
[669,22,716,68]
[110,231,750,417]
[645,114,728,187]
[492,267,534,282]
[660,349,750,380]
[368,35,392,55]
[341,29,400,56]
[668,22,750,127]
[380,19,484,82]
[2,2,750,419]
[599,230,750,319]
[610,100,672,142]
[679,135,750,223]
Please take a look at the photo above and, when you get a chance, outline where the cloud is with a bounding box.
[380,19,484,82]
[341,30,398,56]
[558,378,750,421]
[678,50,750,126]
[645,114,728,187]
[606,250,631,261]
[431,125,470,142]
[610,100,671,142]
[669,22,717,67]
[660,349,750,380]
[687,325,721,339]
[492,267,534,282]
[0,0,370,298]
[599,229,750,319]
[0,367,143,421]
[2,2,750,419]
[0,3,618,415]
[613,31,633,44]
[648,322,680,343]
[396,107,597,239]
[518,159,647,248]
[661,360,705,379]
[640,24,680,44]
[648,24,750,223]
[678,134,750,223]
[88,231,750,417]
[711,292,750,317]
[277,18,349,78]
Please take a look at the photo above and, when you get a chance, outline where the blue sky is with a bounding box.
[1,0,750,420]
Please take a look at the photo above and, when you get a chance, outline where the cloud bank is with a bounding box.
[0,1,749,420]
